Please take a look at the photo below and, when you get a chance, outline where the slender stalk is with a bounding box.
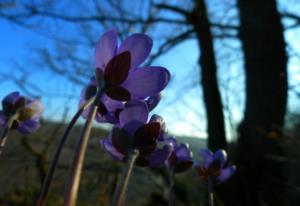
[63,87,104,206]
[168,170,175,206]
[0,114,17,156]
[208,177,214,206]
[112,149,139,206]
[36,97,94,206]
[0,127,9,156]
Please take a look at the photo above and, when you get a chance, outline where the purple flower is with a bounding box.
[194,149,236,184]
[149,114,166,141]
[165,137,193,173]
[100,100,172,167]
[79,77,124,124]
[94,30,170,101]
[79,77,162,124]
[0,92,43,134]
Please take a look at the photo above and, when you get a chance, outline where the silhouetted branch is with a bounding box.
[146,29,195,65]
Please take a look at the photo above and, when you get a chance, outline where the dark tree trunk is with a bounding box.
[236,0,288,205]
[188,1,231,205]
[189,0,227,152]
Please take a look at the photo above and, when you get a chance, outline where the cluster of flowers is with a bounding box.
[0,30,236,205]
[79,29,236,181]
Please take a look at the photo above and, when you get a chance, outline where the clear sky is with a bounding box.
[0,0,300,141]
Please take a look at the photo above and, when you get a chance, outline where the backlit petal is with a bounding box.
[95,29,118,69]
[119,101,148,127]
[217,165,237,184]
[198,149,214,169]
[122,66,170,98]
[17,119,40,134]
[118,33,152,69]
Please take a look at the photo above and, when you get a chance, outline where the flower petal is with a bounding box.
[133,122,160,155]
[146,93,161,111]
[17,119,40,134]
[150,114,166,141]
[111,127,132,155]
[2,91,20,105]
[123,120,144,137]
[101,94,124,112]
[122,66,170,98]
[217,165,237,184]
[213,149,227,168]
[104,51,131,85]
[176,143,193,160]
[27,99,43,119]
[119,100,148,127]
[95,29,118,69]
[147,144,173,167]
[198,149,214,169]
[100,137,124,161]
[118,33,152,69]
[105,86,131,101]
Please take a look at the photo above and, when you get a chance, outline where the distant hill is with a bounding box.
[0,120,207,206]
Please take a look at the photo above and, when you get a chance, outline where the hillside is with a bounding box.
[0,121,207,206]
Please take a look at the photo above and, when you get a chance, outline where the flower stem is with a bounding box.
[208,177,214,206]
[0,114,17,156]
[168,170,175,206]
[36,97,94,206]
[63,86,105,206]
[112,149,139,206]
[0,127,9,156]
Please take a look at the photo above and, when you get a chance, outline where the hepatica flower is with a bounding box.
[94,29,170,101]
[0,91,43,134]
[195,149,236,184]
[79,77,163,124]
[100,100,172,167]
[165,137,193,173]
[79,77,124,124]
[79,30,170,124]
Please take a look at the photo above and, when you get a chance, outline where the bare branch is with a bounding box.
[146,29,195,65]
[155,3,190,16]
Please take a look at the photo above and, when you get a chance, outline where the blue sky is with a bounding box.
[0,0,300,140]
[0,16,209,138]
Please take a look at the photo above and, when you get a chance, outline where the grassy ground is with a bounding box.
[0,121,207,206]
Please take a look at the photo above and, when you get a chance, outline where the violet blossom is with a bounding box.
[194,149,236,184]
[79,77,163,124]
[165,137,193,173]
[0,91,43,134]
[79,30,170,123]
[100,100,172,167]
[94,29,170,101]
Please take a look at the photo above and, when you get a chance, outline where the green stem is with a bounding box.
[63,87,104,206]
[36,97,94,206]
[208,177,214,206]
[168,170,175,206]
[111,150,139,206]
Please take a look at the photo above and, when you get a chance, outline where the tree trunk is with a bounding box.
[236,0,288,205]
[188,1,230,204]
[189,0,227,152]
